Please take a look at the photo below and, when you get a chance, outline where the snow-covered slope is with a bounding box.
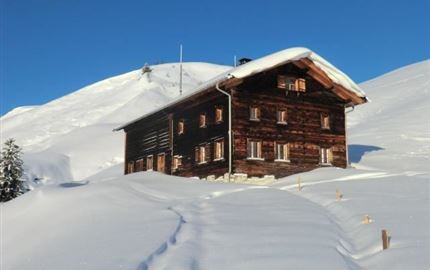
[348,60,430,175]
[2,60,429,270]
[1,63,230,183]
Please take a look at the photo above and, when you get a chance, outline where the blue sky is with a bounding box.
[1,0,429,115]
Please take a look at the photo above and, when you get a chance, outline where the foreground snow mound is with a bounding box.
[1,63,230,182]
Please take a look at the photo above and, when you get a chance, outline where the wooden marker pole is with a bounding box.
[298,176,302,191]
[382,229,390,250]
[336,189,343,201]
[362,215,371,224]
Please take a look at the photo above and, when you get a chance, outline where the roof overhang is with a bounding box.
[114,47,367,131]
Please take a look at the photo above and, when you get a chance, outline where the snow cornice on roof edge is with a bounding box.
[114,47,367,131]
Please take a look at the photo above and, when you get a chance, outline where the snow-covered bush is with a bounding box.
[0,138,27,202]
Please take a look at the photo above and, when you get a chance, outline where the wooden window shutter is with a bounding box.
[284,144,289,160]
[296,78,306,92]
[205,144,211,162]
[328,148,333,163]
[195,147,199,163]
[257,141,262,158]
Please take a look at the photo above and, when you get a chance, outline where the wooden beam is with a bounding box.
[221,77,243,89]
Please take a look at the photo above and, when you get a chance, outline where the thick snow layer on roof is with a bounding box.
[114,47,366,130]
[229,47,366,97]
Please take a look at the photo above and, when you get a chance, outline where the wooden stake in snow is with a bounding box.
[382,229,390,250]
[336,189,343,201]
[297,176,302,191]
[362,215,371,224]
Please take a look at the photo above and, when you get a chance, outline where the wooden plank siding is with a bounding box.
[123,62,350,179]
[171,91,229,178]
[231,64,347,178]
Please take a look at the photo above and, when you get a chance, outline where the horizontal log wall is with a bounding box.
[124,112,172,174]
[172,91,229,178]
[231,64,347,178]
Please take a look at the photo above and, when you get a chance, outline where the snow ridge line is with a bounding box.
[136,207,186,270]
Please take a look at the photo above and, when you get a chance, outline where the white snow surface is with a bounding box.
[2,59,430,270]
[1,62,230,181]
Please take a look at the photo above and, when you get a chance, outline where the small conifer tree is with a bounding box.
[0,138,27,202]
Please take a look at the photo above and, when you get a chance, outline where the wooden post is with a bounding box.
[382,229,390,250]
[336,189,343,201]
[298,176,302,191]
[362,215,371,224]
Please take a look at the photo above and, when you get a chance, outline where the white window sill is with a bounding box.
[277,122,288,125]
[246,157,264,161]
[319,162,332,166]
[197,161,208,165]
[146,169,153,171]
[249,119,260,122]
[199,125,207,128]
[213,158,225,162]
[275,159,290,163]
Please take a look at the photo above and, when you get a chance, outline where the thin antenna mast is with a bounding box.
[179,44,183,95]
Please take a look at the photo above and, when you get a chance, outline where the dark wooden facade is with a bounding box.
[119,59,366,179]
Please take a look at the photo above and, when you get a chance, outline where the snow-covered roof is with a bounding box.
[114,47,367,131]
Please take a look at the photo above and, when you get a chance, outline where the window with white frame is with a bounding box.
[214,139,224,160]
[249,106,260,121]
[320,147,333,165]
[275,143,290,161]
[215,108,223,123]
[199,113,206,128]
[172,155,182,170]
[277,110,288,124]
[195,145,208,164]
[247,139,262,159]
[321,113,330,129]
[178,120,185,134]
[146,155,153,170]
[277,76,306,92]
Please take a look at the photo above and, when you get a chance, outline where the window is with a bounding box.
[127,161,135,174]
[146,155,153,171]
[172,156,182,170]
[249,106,261,121]
[277,110,288,124]
[321,113,330,129]
[275,143,290,161]
[320,147,333,165]
[277,76,306,92]
[215,108,223,123]
[199,113,207,128]
[136,159,144,172]
[247,139,262,159]
[214,139,224,160]
[178,120,184,134]
[195,144,209,164]
[157,154,165,173]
